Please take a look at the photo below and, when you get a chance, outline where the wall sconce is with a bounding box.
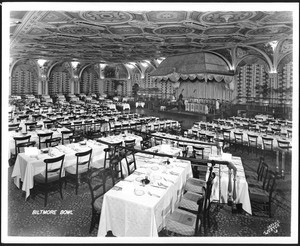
[71,61,80,69]
[37,59,47,67]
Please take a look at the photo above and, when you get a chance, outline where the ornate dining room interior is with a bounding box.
[2,2,298,244]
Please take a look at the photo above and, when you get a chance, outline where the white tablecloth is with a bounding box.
[11,140,107,199]
[98,157,192,237]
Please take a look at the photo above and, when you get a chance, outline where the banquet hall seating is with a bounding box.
[233,132,244,152]
[61,130,73,145]
[43,120,55,129]
[246,159,269,188]
[65,149,93,195]
[140,136,153,150]
[45,137,62,147]
[13,135,36,157]
[177,142,188,157]
[70,131,84,143]
[32,154,65,207]
[222,129,232,151]
[25,122,37,132]
[9,123,20,131]
[38,132,53,149]
[162,171,215,236]
[245,157,264,180]
[261,136,274,157]
[249,170,277,218]
[184,160,216,195]
[247,133,259,156]
[259,125,268,133]
[87,168,110,233]
[16,140,36,154]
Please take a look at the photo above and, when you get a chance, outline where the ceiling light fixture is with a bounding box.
[37,59,47,67]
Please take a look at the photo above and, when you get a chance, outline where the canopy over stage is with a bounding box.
[150,52,236,101]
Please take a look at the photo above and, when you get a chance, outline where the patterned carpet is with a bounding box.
[7,146,292,238]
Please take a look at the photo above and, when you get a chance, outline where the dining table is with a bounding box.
[11,139,107,200]
[98,156,193,237]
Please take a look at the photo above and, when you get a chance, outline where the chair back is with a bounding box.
[192,145,204,159]
[75,148,93,176]
[61,130,73,145]
[17,141,36,154]
[263,170,277,197]
[262,136,274,151]
[125,152,137,176]
[46,137,62,147]
[154,137,163,146]
[109,156,124,185]
[233,132,243,143]
[247,133,258,147]
[87,168,108,211]
[43,155,65,184]
[25,122,37,132]
[38,132,53,149]
[222,130,231,141]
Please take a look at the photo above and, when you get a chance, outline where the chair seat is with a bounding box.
[179,191,204,212]
[93,196,104,211]
[249,187,269,202]
[165,209,198,236]
[65,165,89,175]
[185,178,206,194]
[34,171,60,183]
[245,170,257,179]
[247,178,263,188]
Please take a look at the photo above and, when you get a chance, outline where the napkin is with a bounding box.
[25,147,39,156]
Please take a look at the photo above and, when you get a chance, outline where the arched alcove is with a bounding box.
[10,59,39,95]
[80,64,100,94]
[48,62,72,96]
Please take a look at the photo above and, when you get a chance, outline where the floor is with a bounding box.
[6,108,293,241]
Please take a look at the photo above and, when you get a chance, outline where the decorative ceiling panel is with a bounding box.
[9,10,293,64]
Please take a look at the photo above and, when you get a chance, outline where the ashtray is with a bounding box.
[141,178,150,185]
[79,141,86,145]
[134,189,145,196]
[151,166,159,171]
[41,148,49,154]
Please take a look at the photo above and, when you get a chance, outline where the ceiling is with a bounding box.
[9,10,293,65]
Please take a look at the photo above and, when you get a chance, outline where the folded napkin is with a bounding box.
[25,147,39,156]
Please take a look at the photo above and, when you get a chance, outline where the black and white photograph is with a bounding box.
[1,2,299,244]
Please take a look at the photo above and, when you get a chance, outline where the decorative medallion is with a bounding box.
[146,11,187,23]
[57,25,99,36]
[247,25,291,36]
[108,26,143,35]
[201,11,256,24]
[80,11,132,24]
[154,25,194,35]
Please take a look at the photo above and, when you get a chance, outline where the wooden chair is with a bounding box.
[249,170,277,217]
[61,130,73,145]
[87,168,109,233]
[124,151,137,176]
[45,137,62,147]
[37,132,53,149]
[261,136,274,156]
[247,133,259,156]
[177,142,188,157]
[32,155,65,207]
[233,132,244,152]
[65,148,93,195]
[191,145,204,159]
[25,122,37,132]
[154,137,163,146]
[13,135,35,156]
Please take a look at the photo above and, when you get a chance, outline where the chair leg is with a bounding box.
[59,182,63,199]
[89,211,95,233]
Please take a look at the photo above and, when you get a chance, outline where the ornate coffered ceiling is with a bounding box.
[9,10,293,65]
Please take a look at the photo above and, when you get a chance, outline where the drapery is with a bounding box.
[177,80,232,101]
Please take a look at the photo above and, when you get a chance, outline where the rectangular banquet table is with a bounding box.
[208,154,252,215]
[11,140,107,199]
[98,156,192,237]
